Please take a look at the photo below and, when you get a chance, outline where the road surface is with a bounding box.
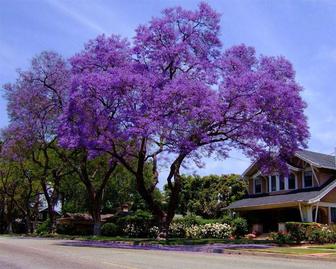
[0,236,335,269]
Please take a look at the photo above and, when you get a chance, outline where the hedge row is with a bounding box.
[55,212,248,239]
[271,222,336,244]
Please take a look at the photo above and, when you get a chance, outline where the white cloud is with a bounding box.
[46,0,107,33]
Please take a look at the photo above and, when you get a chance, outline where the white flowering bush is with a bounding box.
[123,224,141,237]
[185,223,232,239]
[169,223,187,238]
[309,225,336,243]
[185,225,202,239]
[149,226,160,238]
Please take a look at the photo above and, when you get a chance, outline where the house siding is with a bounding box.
[246,167,335,196]
[248,178,253,194]
[321,188,336,203]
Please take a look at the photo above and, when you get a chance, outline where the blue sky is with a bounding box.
[1,0,336,180]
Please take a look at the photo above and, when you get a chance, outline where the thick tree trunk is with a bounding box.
[5,199,14,234]
[76,157,116,237]
[6,222,13,234]
[92,219,102,236]
[41,184,58,233]
[133,150,186,240]
[91,199,102,236]
[25,215,33,234]
[47,207,57,233]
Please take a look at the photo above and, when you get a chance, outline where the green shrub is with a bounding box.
[286,222,322,243]
[174,214,202,226]
[101,223,119,236]
[117,210,154,237]
[221,215,233,225]
[36,219,51,235]
[270,232,292,245]
[309,226,335,244]
[231,217,248,238]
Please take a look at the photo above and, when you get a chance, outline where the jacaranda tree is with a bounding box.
[2,52,119,235]
[3,52,70,232]
[58,2,309,237]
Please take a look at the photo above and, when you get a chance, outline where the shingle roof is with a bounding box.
[226,180,336,210]
[242,149,336,177]
[295,150,336,170]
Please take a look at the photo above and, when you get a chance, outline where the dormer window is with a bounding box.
[269,175,277,192]
[288,173,296,189]
[254,177,262,194]
[268,173,297,192]
[303,171,313,188]
[279,175,285,190]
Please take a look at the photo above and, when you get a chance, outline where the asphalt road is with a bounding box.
[0,237,335,269]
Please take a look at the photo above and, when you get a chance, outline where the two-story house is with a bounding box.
[226,149,336,233]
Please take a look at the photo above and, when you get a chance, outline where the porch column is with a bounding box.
[300,205,313,222]
[306,206,313,222]
[314,203,319,222]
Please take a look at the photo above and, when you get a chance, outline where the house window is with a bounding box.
[279,175,285,190]
[254,177,262,194]
[303,171,313,188]
[269,175,277,192]
[288,173,296,189]
[331,208,336,223]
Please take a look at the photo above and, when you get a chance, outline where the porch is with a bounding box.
[227,180,336,233]
[237,203,333,233]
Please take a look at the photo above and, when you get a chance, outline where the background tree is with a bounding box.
[3,51,70,232]
[169,174,247,218]
[58,2,309,237]
[55,150,117,235]
[3,51,119,235]
[0,162,17,233]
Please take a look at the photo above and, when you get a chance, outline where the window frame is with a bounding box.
[268,172,297,192]
[253,177,262,194]
[331,208,336,223]
[302,170,313,188]
[268,175,278,192]
[279,175,285,191]
[287,173,297,190]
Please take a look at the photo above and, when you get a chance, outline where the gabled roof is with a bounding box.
[242,149,336,177]
[226,179,336,210]
[295,150,336,170]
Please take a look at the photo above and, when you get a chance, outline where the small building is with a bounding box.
[227,149,336,233]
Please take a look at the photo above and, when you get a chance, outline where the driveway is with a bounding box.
[0,236,335,269]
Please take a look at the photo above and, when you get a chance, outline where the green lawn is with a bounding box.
[309,244,336,250]
[251,245,336,256]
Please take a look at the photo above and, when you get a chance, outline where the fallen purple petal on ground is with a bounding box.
[57,240,271,253]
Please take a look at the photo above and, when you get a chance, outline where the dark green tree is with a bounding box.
[166,174,247,218]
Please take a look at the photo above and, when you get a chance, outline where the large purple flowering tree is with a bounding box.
[2,52,70,232]
[58,3,309,236]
